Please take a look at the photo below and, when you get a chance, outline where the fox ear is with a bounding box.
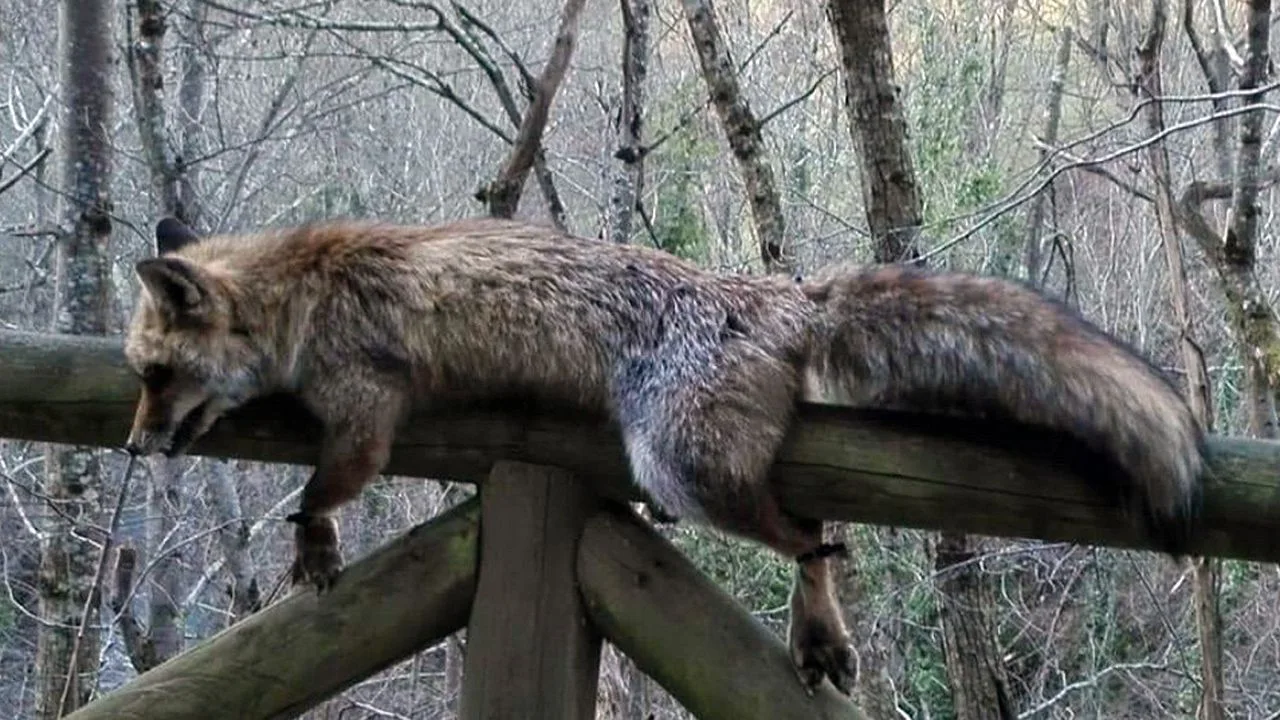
[136,257,211,321]
[154,217,201,255]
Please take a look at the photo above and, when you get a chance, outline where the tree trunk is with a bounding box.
[1182,0,1235,180]
[202,461,260,622]
[1180,1,1275,716]
[37,0,118,716]
[825,0,922,263]
[1224,0,1277,439]
[143,456,184,666]
[128,0,179,217]
[1024,27,1072,288]
[176,0,210,229]
[123,0,190,672]
[934,535,1015,720]
[680,0,793,274]
[606,0,652,245]
[825,2,1009,716]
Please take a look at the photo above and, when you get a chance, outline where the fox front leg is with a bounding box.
[288,420,396,592]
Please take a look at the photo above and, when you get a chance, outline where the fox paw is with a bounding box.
[287,512,344,593]
[790,618,857,696]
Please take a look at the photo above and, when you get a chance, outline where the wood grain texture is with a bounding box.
[459,462,602,719]
[578,507,862,719]
[2,329,1278,562]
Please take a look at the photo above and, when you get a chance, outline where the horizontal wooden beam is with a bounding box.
[61,497,481,720]
[2,329,1278,563]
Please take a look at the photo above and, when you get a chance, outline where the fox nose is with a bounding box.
[125,429,155,456]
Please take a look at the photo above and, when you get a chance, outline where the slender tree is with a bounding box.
[825,0,922,264]
[826,2,1011,717]
[606,0,652,244]
[680,0,793,274]
[36,0,118,716]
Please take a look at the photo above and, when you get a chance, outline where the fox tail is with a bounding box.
[799,264,1204,553]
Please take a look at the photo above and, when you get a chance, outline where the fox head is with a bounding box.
[124,218,268,457]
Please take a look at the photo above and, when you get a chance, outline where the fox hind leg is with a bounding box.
[620,408,856,695]
[701,482,857,696]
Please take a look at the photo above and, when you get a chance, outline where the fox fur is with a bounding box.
[123,216,1205,696]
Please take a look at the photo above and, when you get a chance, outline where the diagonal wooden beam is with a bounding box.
[578,506,862,719]
[60,497,481,720]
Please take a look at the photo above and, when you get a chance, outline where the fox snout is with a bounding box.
[126,390,179,456]
[124,427,166,456]
[125,385,215,457]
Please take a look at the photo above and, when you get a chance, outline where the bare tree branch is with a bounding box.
[0,146,51,198]
[1018,661,1172,718]
[482,0,585,219]
[924,99,1280,262]
[681,0,791,272]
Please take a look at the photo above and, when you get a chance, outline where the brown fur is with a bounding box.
[123,217,1205,696]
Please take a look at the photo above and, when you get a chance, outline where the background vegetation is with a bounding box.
[1,0,1278,717]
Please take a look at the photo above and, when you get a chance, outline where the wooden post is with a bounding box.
[458,461,603,719]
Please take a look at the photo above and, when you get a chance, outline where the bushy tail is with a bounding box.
[799,264,1204,553]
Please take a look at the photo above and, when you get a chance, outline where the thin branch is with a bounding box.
[0,146,51,197]
[111,546,151,672]
[1030,137,1154,202]
[197,0,444,32]
[923,100,1280,262]
[0,91,52,165]
[361,54,514,143]
[483,0,586,218]
[451,2,539,98]
[1018,661,1172,718]
[214,27,321,230]
[736,8,794,72]
[758,68,834,128]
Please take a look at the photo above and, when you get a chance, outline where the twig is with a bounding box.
[0,90,53,165]
[758,68,835,128]
[1017,661,1172,718]
[0,145,52,197]
[923,100,1280,262]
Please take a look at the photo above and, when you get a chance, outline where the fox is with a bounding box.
[123,215,1205,696]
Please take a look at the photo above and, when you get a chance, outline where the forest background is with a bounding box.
[1,0,1278,718]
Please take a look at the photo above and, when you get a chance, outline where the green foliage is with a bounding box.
[648,82,716,263]
[291,183,369,224]
[901,4,1020,271]
[670,527,794,628]
[786,143,812,201]
[842,526,955,718]
[1219,559,1260,631]
[1213,362,1245,434]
